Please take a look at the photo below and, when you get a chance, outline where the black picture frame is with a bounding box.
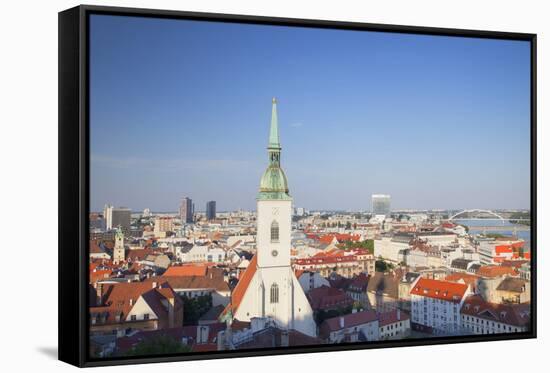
[59,4,537,368]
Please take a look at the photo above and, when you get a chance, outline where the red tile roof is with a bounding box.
[126,248,157,262]
[222,255,257,317]
[90,281,180,324]
[410,278,468,303]
[444,273,480,290]
[294,255,359,266]
[320,310,378,335]
[115,324,225,354]
[307,285,353,311]
[461,295,530,327]
[378,309,410,327]
[500,260,530,269]
[90,240,106,254]
[319,233,361,244]
[90,269,113,284]
[163,264,208,277]
[477,265,518,278]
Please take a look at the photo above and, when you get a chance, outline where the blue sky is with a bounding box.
[89,15,531,212]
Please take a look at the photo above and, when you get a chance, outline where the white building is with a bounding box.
[112,228,125,264]
[416,232,458,246]
[176,245,226,263]
[320,310,379,343]
[220,99,316,337]
[460,295,530,334]
[374,235,410,263]
[297,271,330,292]
[410,277,470,335]
[378,309,411,340]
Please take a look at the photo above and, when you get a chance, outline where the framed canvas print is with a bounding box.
[58,5,537,367]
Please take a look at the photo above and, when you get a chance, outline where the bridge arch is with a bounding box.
[448,209,505,221]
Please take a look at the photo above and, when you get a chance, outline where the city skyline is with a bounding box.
[90,15,530,213]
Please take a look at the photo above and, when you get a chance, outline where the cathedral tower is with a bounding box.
[256,97,292,268]
[221,99,316,337]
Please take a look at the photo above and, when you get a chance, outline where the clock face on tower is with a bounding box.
[271,250,278,257]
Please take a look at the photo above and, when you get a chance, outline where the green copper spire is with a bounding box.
[258,98,292,201]
[268,97,280,149]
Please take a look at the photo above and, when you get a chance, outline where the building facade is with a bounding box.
[410,278,470,335]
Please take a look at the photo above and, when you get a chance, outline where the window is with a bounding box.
[270,283,279,304]
[130,315,137,321]
[144,313,150,320]
[270,221,279,242]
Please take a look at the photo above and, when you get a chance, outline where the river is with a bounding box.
[454,219,531,250]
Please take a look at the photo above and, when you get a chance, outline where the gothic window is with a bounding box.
[270,220,279,242]
[270,283,279,304]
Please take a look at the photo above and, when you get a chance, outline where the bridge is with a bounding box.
[448,209,505,221]
[448,209,530,222]
[465,225,530,233]
[447,209,531,236]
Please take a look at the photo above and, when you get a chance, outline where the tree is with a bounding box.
[314,305,353,325]
[375,260,394,273]
[340,239,374,254]
[182,294,212,325]
[125,335,191,356]
[345,222,352,230]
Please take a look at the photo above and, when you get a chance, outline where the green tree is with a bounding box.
[125,335,191,356]
[315,305,353,325]
[375,260,394,273]
[182,294,212,325]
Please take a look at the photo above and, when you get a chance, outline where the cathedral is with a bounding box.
[222,98,316,337]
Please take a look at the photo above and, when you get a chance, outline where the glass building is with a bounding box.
[372,194,391,216]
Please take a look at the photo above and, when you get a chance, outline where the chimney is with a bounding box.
[152,281,157,289]
[281,330,289,347]
[197,325,209,344]
[339,316,345,329]
[96,283,104,305]
[168,296,175,328]
[397,309,401,320]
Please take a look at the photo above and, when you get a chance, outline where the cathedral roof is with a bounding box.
[221,255,258,319]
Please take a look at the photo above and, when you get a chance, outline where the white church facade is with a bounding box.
[221,98,317,337]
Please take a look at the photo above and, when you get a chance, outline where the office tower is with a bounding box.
[206,201,216,220]
[104,204,131,233]
[372,194,391,216]
[180,197,193,224]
